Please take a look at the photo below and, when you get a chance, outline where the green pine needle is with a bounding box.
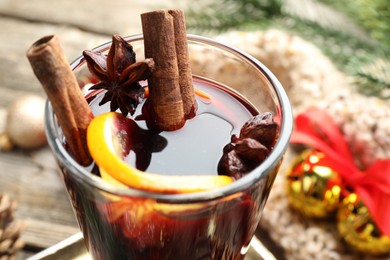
[186,0,390,99]
[351,58,390,98]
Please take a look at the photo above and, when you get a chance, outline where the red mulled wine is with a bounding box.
[113,78,257,175]
[58,77,278,260]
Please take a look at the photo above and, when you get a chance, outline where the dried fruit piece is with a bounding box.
[235,138,269,164]
[218,147,251,179]
[87,112,233,193]
[218,112,279,178]
[240,112,278,149]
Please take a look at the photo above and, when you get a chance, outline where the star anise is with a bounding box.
[83,35,155,117]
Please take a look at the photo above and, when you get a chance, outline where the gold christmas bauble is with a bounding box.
[5,95,47,149]
[286,150,343,218]
[337,193,390,255]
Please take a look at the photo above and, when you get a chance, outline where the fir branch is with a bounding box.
[186,0,390,99]
[186,0,283,33]
[350,58,390,99]
[318,0,390,47]
[279,17,387,66]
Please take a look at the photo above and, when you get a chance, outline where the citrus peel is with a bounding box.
[100,167,127,187]
[87,112,233,193]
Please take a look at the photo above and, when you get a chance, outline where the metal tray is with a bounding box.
[27,232,276,260]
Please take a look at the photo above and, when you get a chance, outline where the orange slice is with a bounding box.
[87,112,233,193]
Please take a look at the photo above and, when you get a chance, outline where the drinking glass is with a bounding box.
[45,34,293,260]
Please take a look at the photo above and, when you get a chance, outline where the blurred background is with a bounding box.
[187,0,389,99]
[0,0,388,259]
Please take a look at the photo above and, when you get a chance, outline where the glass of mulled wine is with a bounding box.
[45,34,292,260]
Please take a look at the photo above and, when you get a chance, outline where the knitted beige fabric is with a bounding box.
[194,30,390,259]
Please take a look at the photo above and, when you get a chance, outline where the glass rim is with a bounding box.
[45,34,293,203]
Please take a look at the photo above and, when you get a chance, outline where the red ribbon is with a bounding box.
[290,107,390,237]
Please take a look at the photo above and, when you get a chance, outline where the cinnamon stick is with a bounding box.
[168,9,196,119]
[141,9,195,131]
[27,35,93,166]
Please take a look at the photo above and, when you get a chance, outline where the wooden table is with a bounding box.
[0,1,285,259]
[0,1,191,258]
